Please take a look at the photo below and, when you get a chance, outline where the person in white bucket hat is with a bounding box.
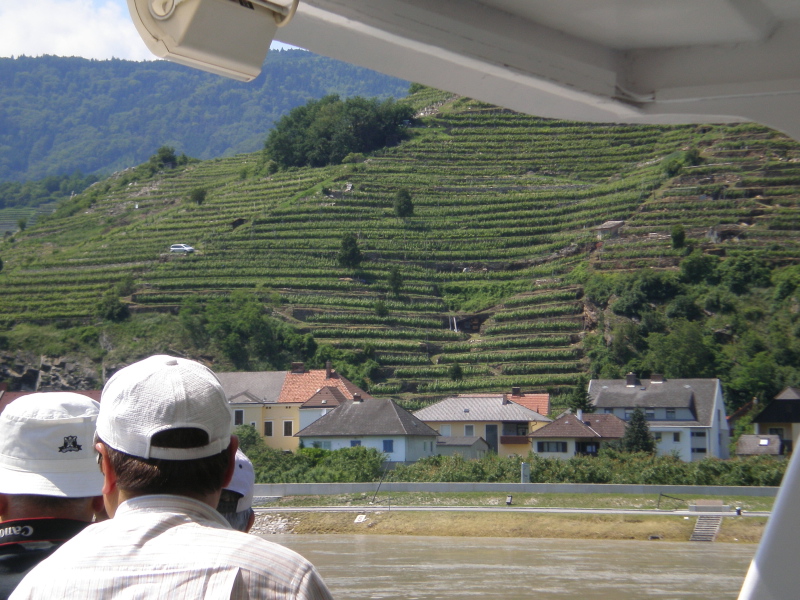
[0,392,105,600]
[12,355,333,600]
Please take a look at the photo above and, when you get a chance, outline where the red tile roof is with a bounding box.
[278,369,371,404]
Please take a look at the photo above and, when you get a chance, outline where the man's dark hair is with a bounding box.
[100,428,229,496]
[8,495,94,513]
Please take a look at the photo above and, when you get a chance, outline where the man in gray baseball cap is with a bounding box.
[0,392,104,600]
[12,355,333,600]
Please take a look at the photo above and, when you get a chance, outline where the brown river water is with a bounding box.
[267,534,756,600]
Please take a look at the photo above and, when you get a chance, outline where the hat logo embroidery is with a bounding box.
[58,436,82,453]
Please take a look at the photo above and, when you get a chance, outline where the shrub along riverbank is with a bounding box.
[238,430,787,487]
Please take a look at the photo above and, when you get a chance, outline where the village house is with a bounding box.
[296,396,439,464]
[216,361,370,452]
[588,373,730,461]
[413,393,551,456]
[529,411,626,458]
[752,386,800,455]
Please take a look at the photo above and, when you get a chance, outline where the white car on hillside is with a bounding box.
[169,244,194,253]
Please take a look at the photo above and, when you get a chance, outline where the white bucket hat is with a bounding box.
[98,355,233,460]
[226,448,255,512]
[0,392,104,497]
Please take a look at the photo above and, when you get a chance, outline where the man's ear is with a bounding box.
[96,442,117,496]
[221,436,240,489]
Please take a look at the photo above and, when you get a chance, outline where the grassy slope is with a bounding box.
[1,91,799,408]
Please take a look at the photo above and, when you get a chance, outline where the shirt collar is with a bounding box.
[115,495,230,528]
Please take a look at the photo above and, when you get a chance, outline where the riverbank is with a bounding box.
[253,510,767,543]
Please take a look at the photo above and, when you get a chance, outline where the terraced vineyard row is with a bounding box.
[2,95,800,408]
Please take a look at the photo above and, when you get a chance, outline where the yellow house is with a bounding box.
[217,364,371,452]
[413,394,551,456]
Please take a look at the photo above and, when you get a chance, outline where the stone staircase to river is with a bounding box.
[690,515,723,542]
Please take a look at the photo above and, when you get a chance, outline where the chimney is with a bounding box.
[625,372,638,387]
[502,394,509,405]
[290,362,305,374]
[511,386,521,397]
[353,393,362,402]
[651,373,664,384]
[577,409,583,422]
[325,360,332,379]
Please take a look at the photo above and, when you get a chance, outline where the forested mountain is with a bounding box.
[0,51,408,183]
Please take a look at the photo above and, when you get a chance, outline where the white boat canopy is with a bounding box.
[275,0,800,141]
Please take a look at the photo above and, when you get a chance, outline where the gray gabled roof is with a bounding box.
[215,371,287,404]
[776,387,800,400]
[735,435,782,456]
[588,378,720,427]
[297,397,439,437]
[413,395,551,423]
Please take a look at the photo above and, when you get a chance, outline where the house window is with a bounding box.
[624,409,633,420]
[439,424,451,436]
[673,432,681,443]
[350,440,361,447]
[321,441,331,450]
[537,441,567,453]
[264,421,273,436]
[691,431,706,438]
[234,410,243,426]
[604,408,614,414]
[691,447,707,454]
[283,421,293,437]
[464,425,474,436]
[653,432,662,441]
[645,409,655,420]
[769,428,785,438]
[383,440,394,453]
[250,421,256,428]
[666,409,676,420]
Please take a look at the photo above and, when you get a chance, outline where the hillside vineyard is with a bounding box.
[2,92,799,405]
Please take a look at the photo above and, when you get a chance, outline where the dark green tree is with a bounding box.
[96,288,129,321]
[448,362,464,381]
[387,266,403,296]
[374,300,388,317]
[338,232,363,268]
[393,188,414,217]
[680,249,719,284]
[620,407,656,453]
[16,218,26,232]
[644,320,718,378]
[264,95,414,169]
[189,188,207,205]
[720,253,771,294]
[565,377,594,414]
[671,224,686,249]
[149,145,178,172]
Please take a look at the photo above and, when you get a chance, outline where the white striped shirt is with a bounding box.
[10,495,334,600]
